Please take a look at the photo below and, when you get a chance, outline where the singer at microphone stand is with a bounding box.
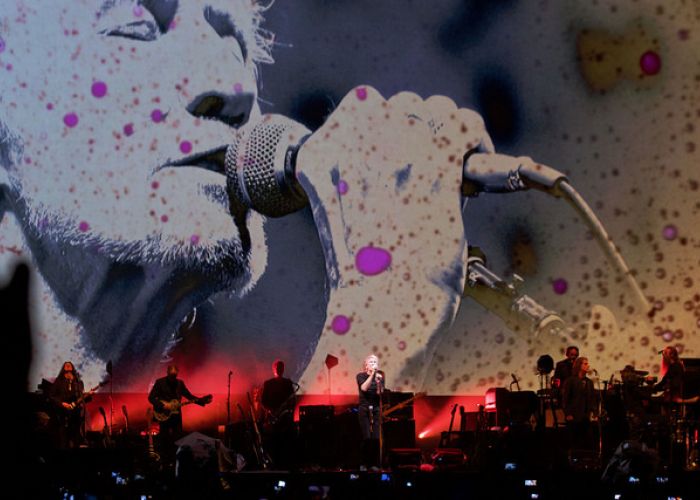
[357,354,384,469]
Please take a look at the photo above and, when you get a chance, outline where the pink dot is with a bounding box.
[169,20,177,30]
[640,50,661,75]
[552,278,568,295]
[160,215,169,223]
[91,81,108,98]
[331,315,351,335]
[78,221,90,232]
[355,246,392,276]
[46,103,54,110]
[151,109,164,123]
[233,82,243,94]
[662,330,673,342]
[6,63,12,71]
[63,113,79,128]
[397,340,407,351]
[179,140,192,154]
[151,181,159,190]
[123,123,134,136]
[133,5,144,17]
[662,224,677,240]
[0,36,5,53]
[337,180,349,195]
[190,234,200,245]
[355,87,368,101]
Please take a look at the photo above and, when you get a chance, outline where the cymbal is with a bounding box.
[619,369,649,376]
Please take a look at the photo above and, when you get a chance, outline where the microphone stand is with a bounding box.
[227,371,233,426]
[377,374,384,469]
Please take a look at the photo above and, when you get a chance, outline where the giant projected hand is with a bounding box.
[292,86,494,393]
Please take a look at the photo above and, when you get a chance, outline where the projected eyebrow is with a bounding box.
[140,0,179,33]
[203,5,249,62]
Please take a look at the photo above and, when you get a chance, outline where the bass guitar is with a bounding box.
[153,394,213,422]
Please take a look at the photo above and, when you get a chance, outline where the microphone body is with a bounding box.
[221,115,569,217]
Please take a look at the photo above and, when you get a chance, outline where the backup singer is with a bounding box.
[49,361,86,449]
[562,356,598,450]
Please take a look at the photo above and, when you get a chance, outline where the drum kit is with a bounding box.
[605,365,699,470]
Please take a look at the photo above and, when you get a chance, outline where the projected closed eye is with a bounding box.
[100,20,160,42]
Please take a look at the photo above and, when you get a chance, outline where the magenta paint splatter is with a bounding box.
[552,278,568,295]
[355,87,368,101]
[63,113,79,128]
[190,234,200,245]
[91,81,107,98]
[397,340,407,351]
[179,140,192,154]
[662,224,677,241]
[355,246,392,276]
[331,315,351,335]
[0,36,5,53]
[151,181,159,190]
[160,215,169,223]
[640,50,661,75]
[233,82,243,94]
[78,221,90,232]
[133,5,144,17]
[662,330,674,342]
[151,109,164,123]
[123,123,134,136]
[46,103,54,110]
[337,180,349,195]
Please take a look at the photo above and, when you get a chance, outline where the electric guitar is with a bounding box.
[383,392,427,418]
[153,394,213,422]
[63,380,108,411]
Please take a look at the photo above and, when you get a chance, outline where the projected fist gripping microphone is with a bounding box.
[222,115,571,216]
[223,113,648,313]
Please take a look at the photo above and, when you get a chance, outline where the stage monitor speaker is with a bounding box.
[431,448,467,469]
[383,419,415,449]
[388,448,422,469]
[299,405,336,465]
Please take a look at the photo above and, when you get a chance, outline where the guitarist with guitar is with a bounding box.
[260,360,298,467]
[147,365,212,463]
[49,361,96,448]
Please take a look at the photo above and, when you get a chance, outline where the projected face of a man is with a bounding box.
[0,0,270,383]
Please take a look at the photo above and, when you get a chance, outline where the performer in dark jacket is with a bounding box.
[562,356,598,450]
[148,365,207,461]
[49,361,86,448]
[261,359,297,425]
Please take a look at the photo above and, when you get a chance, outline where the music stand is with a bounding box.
[325,354,339,405]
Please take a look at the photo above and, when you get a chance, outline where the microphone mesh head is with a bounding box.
[225,115,309,217]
